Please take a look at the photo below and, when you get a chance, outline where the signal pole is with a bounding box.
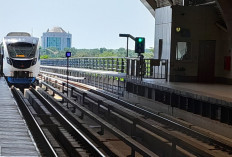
[119,34,135,57]
[135,37,145,81]
[66,52,71,106]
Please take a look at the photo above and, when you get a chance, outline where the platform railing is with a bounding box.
[41,57,168,80]
[126,58,168,81]
[41,57,126,73]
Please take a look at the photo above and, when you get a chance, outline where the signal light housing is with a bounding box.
[66,51,71,57]
[135,37,145,53]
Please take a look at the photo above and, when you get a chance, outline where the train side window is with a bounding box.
[176,42,191,60]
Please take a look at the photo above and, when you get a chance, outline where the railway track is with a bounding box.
[39,71,232,157]
[12,87,105,157]
[38,83,157,156]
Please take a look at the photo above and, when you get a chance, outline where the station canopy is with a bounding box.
[140,0,217,17]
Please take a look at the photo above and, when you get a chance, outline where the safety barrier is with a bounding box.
[41,57,168,81]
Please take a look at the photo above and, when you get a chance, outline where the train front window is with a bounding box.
[7,42,36,58]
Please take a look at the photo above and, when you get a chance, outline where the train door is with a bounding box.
[198,40,216,83]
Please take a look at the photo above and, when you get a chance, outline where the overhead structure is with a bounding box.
[140,0,157,17]
[141,0,218,8]
[141,0,232,36]
[140,0,183,17]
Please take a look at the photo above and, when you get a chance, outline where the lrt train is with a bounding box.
[0,32,40,87]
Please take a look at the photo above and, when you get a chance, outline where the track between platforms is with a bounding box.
[11,87,57,157]
[39,72,232,157]
[12,87,105,157]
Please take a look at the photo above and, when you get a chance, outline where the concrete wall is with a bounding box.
[170,6,230,82]
[154,6,172,60]
[154,6,172,80]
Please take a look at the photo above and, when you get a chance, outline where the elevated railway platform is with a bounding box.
[0,77,39,156]
[126,79,232,138]
[40,64,232,138]
[141,79,232,102]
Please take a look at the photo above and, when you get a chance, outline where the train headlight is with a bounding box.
[7,57,12,65]
[31,58,37,66]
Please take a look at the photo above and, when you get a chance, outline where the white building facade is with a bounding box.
[41,27,72,50]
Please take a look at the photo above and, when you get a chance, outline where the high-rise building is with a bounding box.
[41,27,72,50]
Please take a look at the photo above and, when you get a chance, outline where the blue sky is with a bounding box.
[0,0,155,49]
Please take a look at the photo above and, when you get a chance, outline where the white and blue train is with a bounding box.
[0,32,40,86]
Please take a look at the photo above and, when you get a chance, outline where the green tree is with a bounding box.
[39,47,155,58]
[98,51,117,57]
[40,55,49,59]
[144,47,154,58]
[100,47,107,53]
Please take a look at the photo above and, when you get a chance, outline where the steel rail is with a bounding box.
[29,87,106,157]
[65,82,219,156]
[40,70,86,81]
[11,87,58,157]
[40,81,158,157]
[41,74,232,156]
[41,79,213,156]
[71,80,232,152]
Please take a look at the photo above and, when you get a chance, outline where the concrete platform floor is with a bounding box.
[0,77,40,156]
[142,79,232,102]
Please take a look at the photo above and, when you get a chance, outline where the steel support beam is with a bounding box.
[140,0,157,18]
[167,0,173,5]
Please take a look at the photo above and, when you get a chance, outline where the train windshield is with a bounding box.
[7,42,36,58]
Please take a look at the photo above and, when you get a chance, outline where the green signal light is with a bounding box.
[138,38,143,43]
[135,37,145,53]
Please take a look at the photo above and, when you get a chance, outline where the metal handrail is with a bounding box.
[41,57,168,80]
